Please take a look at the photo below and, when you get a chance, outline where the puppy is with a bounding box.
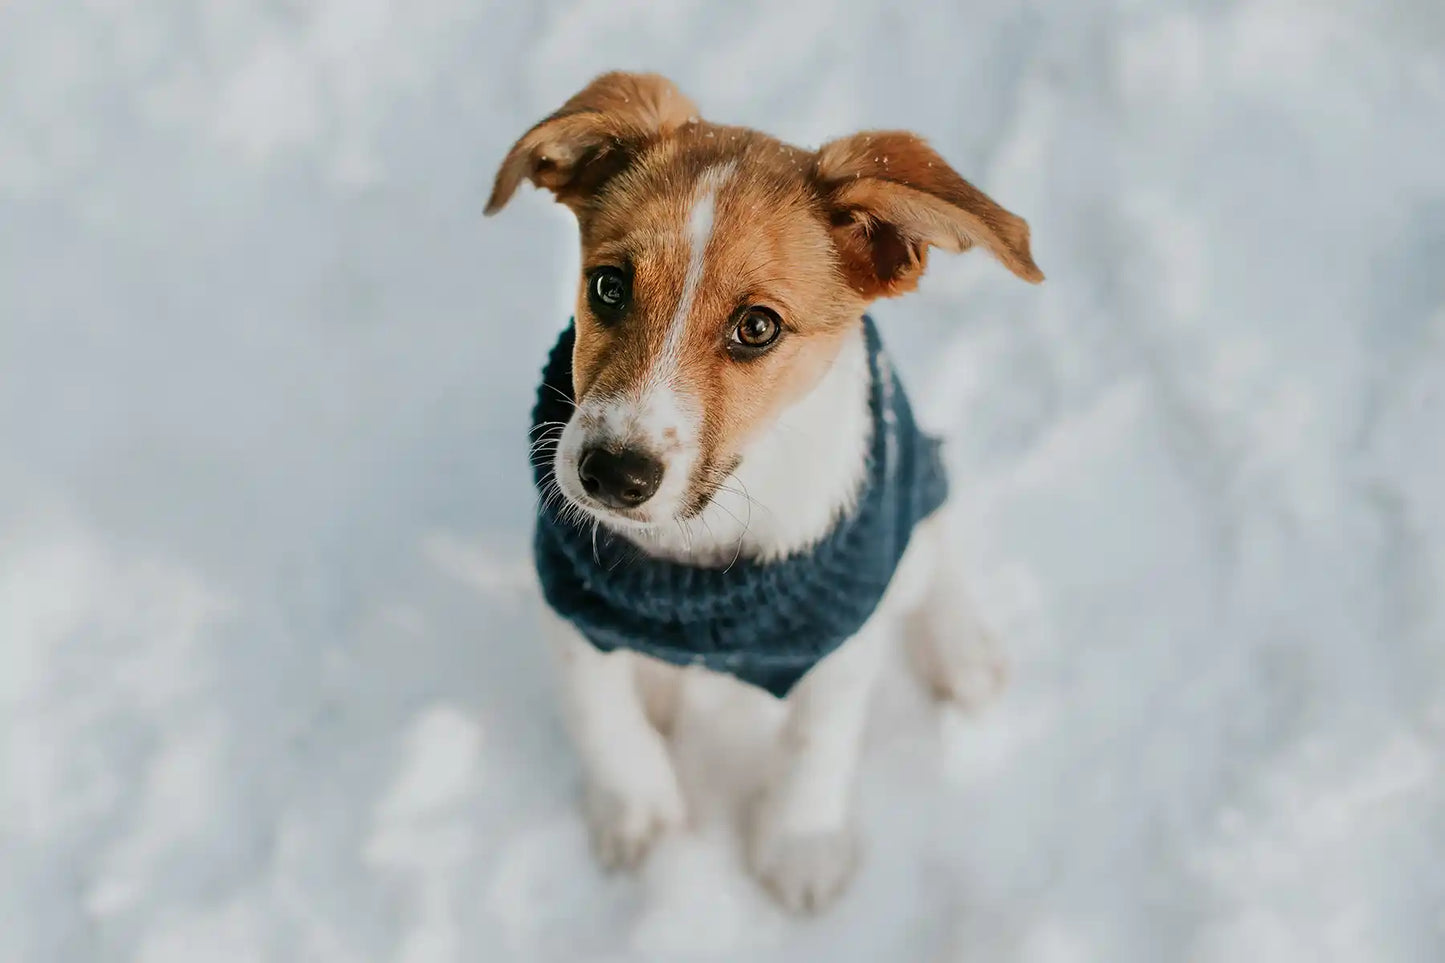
[486,72,1042,913]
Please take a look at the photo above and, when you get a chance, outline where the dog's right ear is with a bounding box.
[814,131,1043,296]
[486,72,697,216]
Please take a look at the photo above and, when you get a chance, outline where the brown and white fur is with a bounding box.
[487,72,1042,913]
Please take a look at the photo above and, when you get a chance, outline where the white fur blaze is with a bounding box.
[652,162,736,388]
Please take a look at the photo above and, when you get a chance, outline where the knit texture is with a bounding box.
[531,317,948,698]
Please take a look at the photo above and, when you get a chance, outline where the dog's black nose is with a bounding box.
[577,447,663,508]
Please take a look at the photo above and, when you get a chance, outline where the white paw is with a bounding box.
[911,615,1009,712]
[745,801,860,913]
[583,777,686,872]
[929,639,1008,711]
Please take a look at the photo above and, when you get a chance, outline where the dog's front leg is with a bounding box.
[543,610,686,870]
[746,621,887,913]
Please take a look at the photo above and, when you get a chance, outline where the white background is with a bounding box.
[2,1,1443,960]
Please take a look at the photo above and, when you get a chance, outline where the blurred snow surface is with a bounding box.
[2,1,1444,960]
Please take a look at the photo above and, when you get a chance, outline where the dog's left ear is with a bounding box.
[813,131,1044,297]
[486,72,697,217]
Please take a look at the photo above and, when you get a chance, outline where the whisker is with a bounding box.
[691,469,771,525]
[724,484,754,573]
[708,498,744,529]
[543,383,579,409]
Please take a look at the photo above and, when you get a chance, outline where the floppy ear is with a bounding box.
[485,71,698,216]
[813,131,1044,297]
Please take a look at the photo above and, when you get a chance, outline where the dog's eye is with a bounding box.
[587,267,629,321]
[729,308,782,354]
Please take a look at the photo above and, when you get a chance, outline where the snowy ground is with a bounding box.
[3,1,1444,960]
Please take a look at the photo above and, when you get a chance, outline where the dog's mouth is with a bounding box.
[565,489,657,530]
[676,454,742,520]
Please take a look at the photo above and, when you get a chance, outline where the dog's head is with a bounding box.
[488,72,1042,534]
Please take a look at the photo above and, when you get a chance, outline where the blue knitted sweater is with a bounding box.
[531,317,948,698]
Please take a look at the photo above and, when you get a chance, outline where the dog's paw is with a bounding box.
[583,776,686,872]
[745,799,860,913]
[928,637,1009,711]
[911,615,1010,713]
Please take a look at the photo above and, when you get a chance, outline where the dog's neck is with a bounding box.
[619,320,873,566]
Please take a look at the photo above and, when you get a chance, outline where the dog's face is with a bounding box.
[488,73,1042,533]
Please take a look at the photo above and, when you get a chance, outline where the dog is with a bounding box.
[486,72,1042,913]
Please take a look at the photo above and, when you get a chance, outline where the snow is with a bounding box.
[2,0,1443,959]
